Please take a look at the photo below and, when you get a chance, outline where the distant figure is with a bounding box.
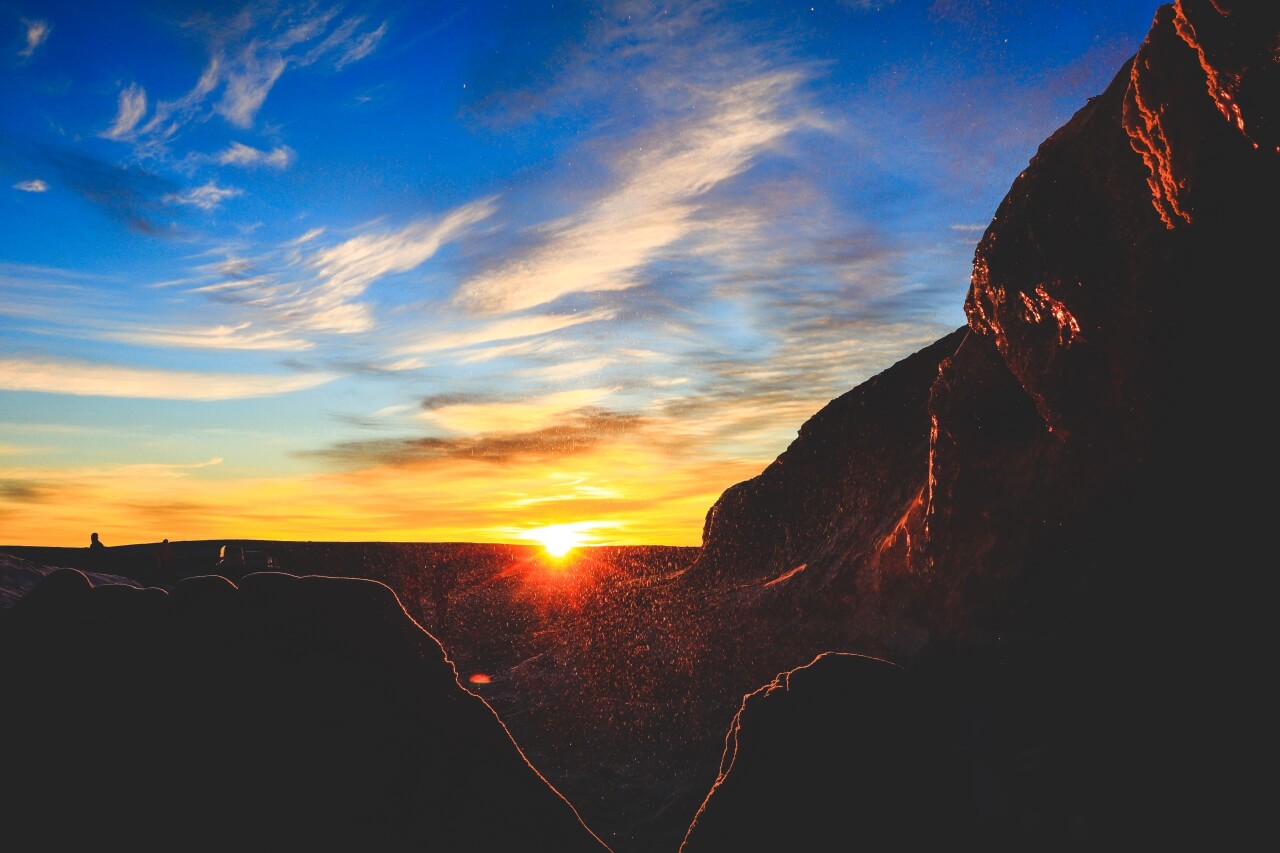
[87,531,106,571]
[429,561,459,626]
[155,538,176,583]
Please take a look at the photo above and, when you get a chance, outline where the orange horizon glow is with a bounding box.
[0,439,767,548]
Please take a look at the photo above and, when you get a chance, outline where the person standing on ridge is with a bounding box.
[87,532,105,571]
[155,538,176,584]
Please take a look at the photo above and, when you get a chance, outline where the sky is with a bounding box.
[0,0,1159,548]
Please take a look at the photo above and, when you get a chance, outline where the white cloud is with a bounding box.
[284,227,325,246]
[216,141,296,169]
[102,321,314,352]
[457,337,573,364]
[334,21,386,68]
[0,356,335,400]
[165,181,243,210]
[18,18,50,58]
[453,71,818,314]
[519,357,614,383]
[284,197,497,333]
[136,58,222,150]
[300,16,387,69]
[839,0,897,9]
[216,52,286,128]
[14,179,48,192]
[102,83,147,140]
[107,6,387,153]
[395,308,614,357]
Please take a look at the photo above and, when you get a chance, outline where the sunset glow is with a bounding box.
[0,1,1158,547]
[535,529,582,559]
[520,522,607,559]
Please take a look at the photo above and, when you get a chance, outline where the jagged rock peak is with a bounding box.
[1124,0,1279,229]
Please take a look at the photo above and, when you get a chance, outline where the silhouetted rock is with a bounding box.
[687,0,1272,663]
[0,569,609,852]
[678,1,1271,847]
[692,327,967,591]
[679,653,964,852]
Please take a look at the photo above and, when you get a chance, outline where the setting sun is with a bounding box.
[514,520,622,559]
[528,524,587,558]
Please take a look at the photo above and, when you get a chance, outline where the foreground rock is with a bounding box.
[679,653,963,852]
[0,569,609,852]
[0,551,140,608]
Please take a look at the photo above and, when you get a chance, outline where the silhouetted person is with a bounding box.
[87,531,105,571]
[155,538,176,584]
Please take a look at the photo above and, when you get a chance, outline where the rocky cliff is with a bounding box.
[675,2,1274,846]
[688,0,1275,663]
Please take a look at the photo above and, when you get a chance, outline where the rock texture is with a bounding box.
[693,327,967,592]
[688,0,1275,662]
[0,569,609,852]
[676,2,1274,847]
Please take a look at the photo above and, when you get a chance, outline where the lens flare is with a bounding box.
[529,524,586,558]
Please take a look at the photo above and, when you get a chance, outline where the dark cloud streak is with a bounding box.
[301,407,650,468]
[0,480,53,503]
[17,143,182,234]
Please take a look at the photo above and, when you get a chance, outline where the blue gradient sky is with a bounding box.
[1,0,1158,547]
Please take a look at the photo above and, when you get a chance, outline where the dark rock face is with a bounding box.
[0,569,609,853]
[688,0,1275,660]
[675,2,1273,847]
[679,653,964,853]
[692,328,967,591]
[678,645,1171,852]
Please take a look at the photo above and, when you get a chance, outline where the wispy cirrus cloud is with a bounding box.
[100,321,313,352]
[275,197,498,333]
[285,227,325,246]
[215,141,296,169]
[393,307,614,358]
[519,357,614,383]
[454,71,821,314]
[102,83,148,140]
[18,18,50,58]
[13,179,47,192]
[300,15,387,70]
[0,356,334,400]
[163,180,242,210]
[0,264,311,353]
[104,4,387,153]
[216,53,286,127]
[161,199,496,339]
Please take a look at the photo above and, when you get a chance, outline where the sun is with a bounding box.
[529,524,586,558]
[512,520,619,561]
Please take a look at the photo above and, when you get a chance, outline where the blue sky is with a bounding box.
[0,0,1159,547]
